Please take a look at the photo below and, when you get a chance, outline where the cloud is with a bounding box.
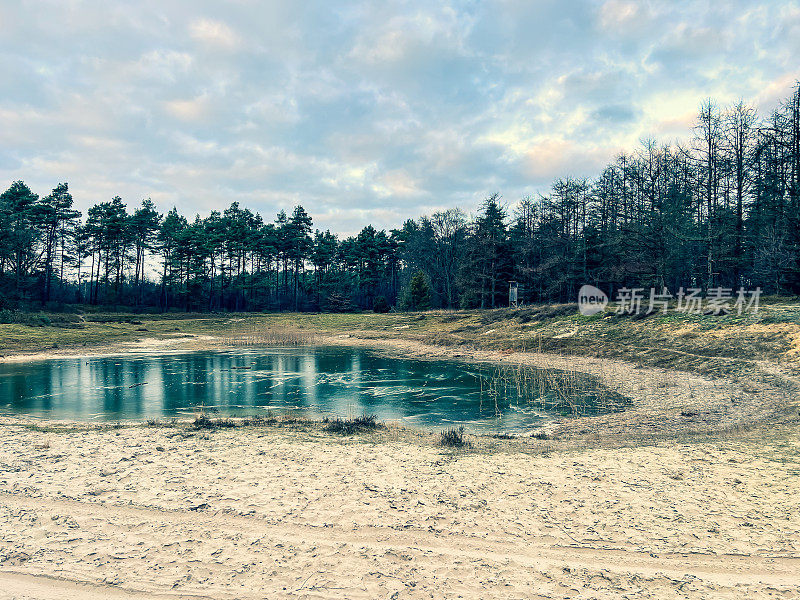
[188,18,241,49]
[598,0,643,30]
[164,95,212,122]
[372,169,422,198]
[0,0,798,235]
[133,50,193,82]
[591,104,640,124]
[521,138,615,182]
[348,7,471,65]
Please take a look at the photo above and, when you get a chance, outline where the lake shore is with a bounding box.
[0,417,798,599]
[1,323,796,440]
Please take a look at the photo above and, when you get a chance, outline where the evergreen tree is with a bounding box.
[0,181,40,299]
[402,271,431,311]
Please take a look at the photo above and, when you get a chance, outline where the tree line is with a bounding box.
[1,84,799,313]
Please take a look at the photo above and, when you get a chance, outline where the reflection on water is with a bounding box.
[0,347,629,434]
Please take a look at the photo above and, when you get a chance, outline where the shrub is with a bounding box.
[324,292,357,313]
[0,310,74,327]
[192,414,236,429]
[439,426,472,448]
[323,414,383,434]
[241,414,276,426]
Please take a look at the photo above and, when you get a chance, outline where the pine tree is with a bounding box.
[402,271,430,311]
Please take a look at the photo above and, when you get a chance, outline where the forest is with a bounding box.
[1,84,799,313]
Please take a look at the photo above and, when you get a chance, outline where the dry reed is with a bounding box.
[477,362,630,417]
[220,325,316,347]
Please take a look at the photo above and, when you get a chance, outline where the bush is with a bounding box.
[324,292,357,313]
[439,426,472,448]
[0,309,82,327]
[0,310,50,326]
[373,296,390,313]
[192,414,236,429]
[323,414,383,434]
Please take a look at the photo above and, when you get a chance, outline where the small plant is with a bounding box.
[439,426,472,448]
[323,414,383,434]
[192,415,237,429]
[240,414,273,426]
[191,403,236,430]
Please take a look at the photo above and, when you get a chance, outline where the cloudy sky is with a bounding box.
[1,1,798,234]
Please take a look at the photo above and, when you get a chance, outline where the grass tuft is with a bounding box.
[192,414,237,429]
[439,426,472,448]
[323,414,384,434]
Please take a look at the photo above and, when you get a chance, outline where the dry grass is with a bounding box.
[323,414,384,434]
[218,325,317,346]
[439,426,473,449]
[477,362,630,417]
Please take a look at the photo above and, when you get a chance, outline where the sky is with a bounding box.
[1,1,798,235]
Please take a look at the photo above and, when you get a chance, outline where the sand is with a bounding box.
[1,330,799,598]
[0,419,798,599]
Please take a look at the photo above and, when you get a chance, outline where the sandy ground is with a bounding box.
[0,421,798,599]
[1,332,799,598]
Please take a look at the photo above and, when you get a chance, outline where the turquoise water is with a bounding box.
[0,347,628,433]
